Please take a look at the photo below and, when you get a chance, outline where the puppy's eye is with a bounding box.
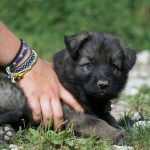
[85,62,93,67]
[79,62,94,72]
[111,64,121,72]
[81,62,94,67]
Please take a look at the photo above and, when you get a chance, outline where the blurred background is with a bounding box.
[1,0,150,60]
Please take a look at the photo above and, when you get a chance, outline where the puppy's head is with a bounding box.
[64,32,136,99]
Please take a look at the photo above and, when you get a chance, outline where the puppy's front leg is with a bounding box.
[65,112,124,144]
[101,112,119,128]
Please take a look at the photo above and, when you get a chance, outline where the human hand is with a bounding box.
[17,58,83,130]
[0,22,83,130]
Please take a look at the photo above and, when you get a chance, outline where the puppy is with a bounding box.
[0,74,33,143]
[0,32,136,144]
[53,32,136,143]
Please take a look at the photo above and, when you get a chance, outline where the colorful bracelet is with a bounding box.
[0,39,38,83]
[6,49,38,83]
[8,40,30,68]
[8,39,29,69]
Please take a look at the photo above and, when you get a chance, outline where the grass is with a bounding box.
[0,1,150,149]
[126,125,150,150]
[1,86,149,150]
[119,86,150,150]
[1,0,150,55]
[10,127,111,150]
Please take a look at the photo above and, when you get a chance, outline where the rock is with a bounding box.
[1,144,19,150]
[137,50,150,65]
[111,51,150,150]
[112,145,134,150]
[111,101,130,120]
[124,50,150,95]
[133,121,150,128]
[9,144,19,150]
[111,101,140,121]
[124,78,150,95]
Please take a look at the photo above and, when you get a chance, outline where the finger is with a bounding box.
[51,98,64,131]
[60,85,84,112]
[40,96,53,127]
[28,98,42,124]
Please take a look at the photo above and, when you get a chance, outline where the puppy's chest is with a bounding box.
[84,97,111,116]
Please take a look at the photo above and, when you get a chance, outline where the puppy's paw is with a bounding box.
[113,130,125,145]
[0,124,15,142]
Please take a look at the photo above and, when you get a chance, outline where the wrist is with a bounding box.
[0,22,20,65]
[1,39,38,83]
[0,39,20,66]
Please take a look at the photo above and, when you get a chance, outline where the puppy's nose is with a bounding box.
[97,80,109,89]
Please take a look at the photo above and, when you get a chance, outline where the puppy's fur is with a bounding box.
[53,32,136,143]
[0,32,136,144]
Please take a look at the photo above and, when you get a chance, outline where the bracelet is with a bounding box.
[8,39,29,69]
[7,39,23,67]
[6,50,38,83]
[7,40,30,68]
[14,49,37,72]
[0,39,38,83]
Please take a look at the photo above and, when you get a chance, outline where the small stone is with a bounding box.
[132,112,141,120]
[112,145,134,150]
[133,121,150,128]
[9,144,19,150]
[137,51,150,65]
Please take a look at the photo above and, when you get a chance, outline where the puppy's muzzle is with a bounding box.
[97,80,109,90]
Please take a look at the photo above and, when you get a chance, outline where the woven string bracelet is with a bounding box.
[8,39,29,69]
[0,39,38,83]
[14,49,37,72]
[6,49,38,83]
[8,41,30,68]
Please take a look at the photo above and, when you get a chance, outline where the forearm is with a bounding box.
[0,21,83,128]
[0,21,20,66]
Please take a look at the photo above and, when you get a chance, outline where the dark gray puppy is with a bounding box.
[0,74,33,143]
[53,32,136,143]
[0,32,136,144]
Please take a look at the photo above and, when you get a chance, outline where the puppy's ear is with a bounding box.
[124,48,136,72]
[64,32,89,58]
